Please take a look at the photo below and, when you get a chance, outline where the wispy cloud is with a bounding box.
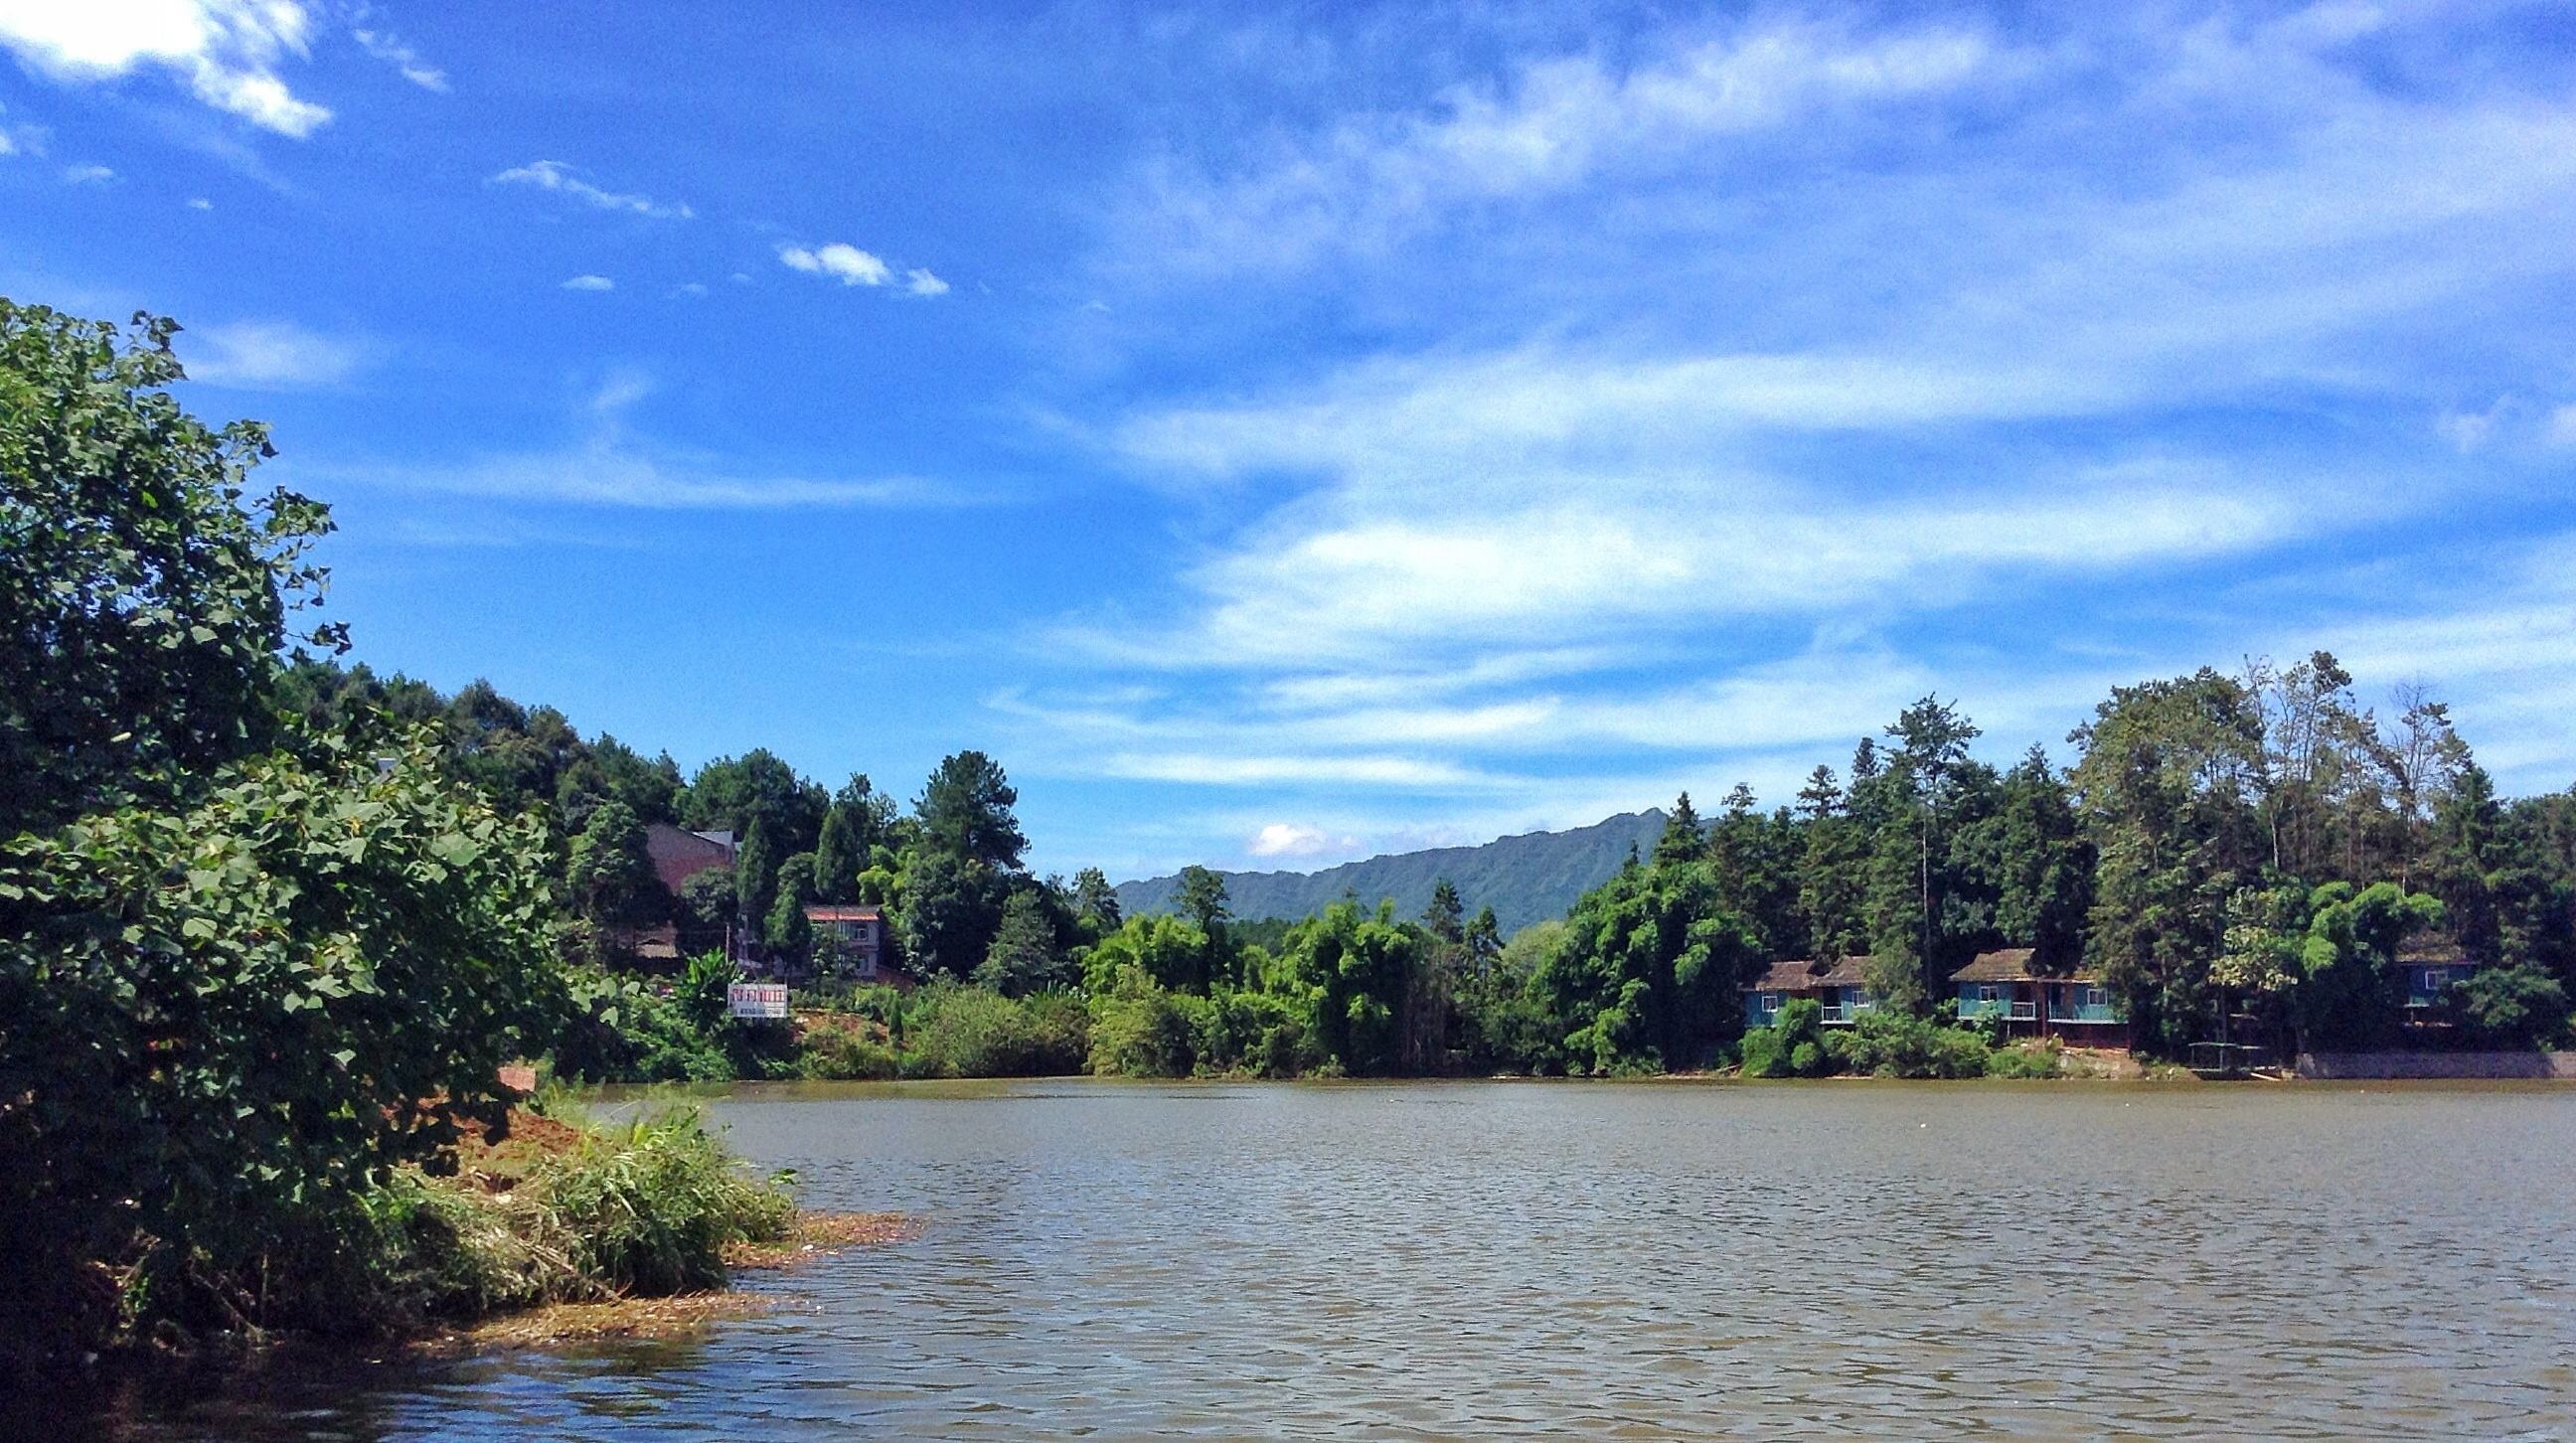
[1118,18,2002,277]
[493,160,693,220]
[319,374,976,510]
[0,0,332,136]
[178,318,366,389]
[560,274,614,292]
[61,162,113,184]
[351,24,444,91]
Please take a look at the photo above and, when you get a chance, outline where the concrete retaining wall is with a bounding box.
[2295,1050,2576,1079]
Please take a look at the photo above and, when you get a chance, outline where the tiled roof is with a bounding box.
[1744,956,1875,992]
[803,904,885,923]
[1951,947,2100,984]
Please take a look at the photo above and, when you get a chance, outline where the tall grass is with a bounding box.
[534,1108,796,1295]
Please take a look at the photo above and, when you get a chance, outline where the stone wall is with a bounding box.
[2295,1050,2576,1079]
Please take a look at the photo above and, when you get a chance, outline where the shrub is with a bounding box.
[900,982,1087,1078]
[0,740,562,1368]
[534,1107,797,1296]
[799,1023,900,1080]
[1740,997,1834,1077]
[2451,965,2571,1048]
[1825,1010,1990,1078]
[1984,1040,2064,1079]
[1739,1025,1788,1077]
[1191,989,1317,1077]
[1086,970,1199,1076]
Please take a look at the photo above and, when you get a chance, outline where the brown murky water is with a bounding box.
[95,1078,2576,1438]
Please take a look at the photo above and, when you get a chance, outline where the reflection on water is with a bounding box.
[80,1080,2576,1439]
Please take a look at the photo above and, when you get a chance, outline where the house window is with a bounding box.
[2083,986,2107,1010]
[1978,986,1998,1004]
[1760,993,1781,1015]
[2423,968,2449,991]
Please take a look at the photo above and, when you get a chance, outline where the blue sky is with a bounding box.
[5,1,2574,881]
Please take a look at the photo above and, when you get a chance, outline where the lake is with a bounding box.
[86,1078,2576,1438]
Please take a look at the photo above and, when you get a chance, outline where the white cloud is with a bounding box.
[560,274,614,292]
[322,374,977,511]
[61,162,113,184]
[674,281,708,297]
[186,195,213,210]
[2549,404,2576,448]
[351,26,443,91]
[1123,18,1999,276]
[0,0,333,136]
[492,160,692,220]
[779,241,891,287]
[905,267,950,297]
[179,318,364,389]
[1247,823,1359,859]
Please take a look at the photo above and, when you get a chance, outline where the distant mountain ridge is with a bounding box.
[1114,810,1669,935]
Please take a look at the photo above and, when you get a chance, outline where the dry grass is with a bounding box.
[448,1292,780,1348]
[724,1210,919,1270]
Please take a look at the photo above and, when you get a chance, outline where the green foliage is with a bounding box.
[1274,900,1436,1075]
[1823,1010,1991,1078]
[1739,997,1834,1077]
[2293,882,2443,1049]
[974,887,1068,996]
[529,1106,797,1297]
[1984,1040,2064,1078]
[2449,964,2570,1048]
[566,799,664,931]
[0,737,561,1355]
[916,750,1028,872]
[1537,857,1754,1073]
[2069,669,2266,1053]
[897,981,1086,1078]
[1085,968,1202,1077]
[0,301,340,837]
[1083,911,1216,994]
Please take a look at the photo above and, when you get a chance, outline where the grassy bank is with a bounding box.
[46,1094,903,1379]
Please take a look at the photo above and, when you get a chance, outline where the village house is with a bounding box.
[1950,948,2127,1045]
[2399,935,2483,1023]
[1743,956,1877,1029]
[802,903,889,981]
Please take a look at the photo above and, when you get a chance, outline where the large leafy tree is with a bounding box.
[2069,670,2266,1053]
[1537,853,1754,1072]
[566,799,665,931]
[1,302,340,836]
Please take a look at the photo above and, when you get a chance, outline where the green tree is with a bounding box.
[685,749,827,857]
[1422,878,1466,942]
[917,750,1028,872]
[0,739,561,1360]
[734,817,780,932]
[2069,670,2266,1054]
[1,301,341,836]
[1654,791,1706,866]
[1071,866,1123,935]
[566,799,664,931]
[764,852,818,963]
[975,888,1067,996]
[812,774,891,903]
[1175,864,1232,986]
[1537,855,1754,1072]
[2292,882,2443,1050]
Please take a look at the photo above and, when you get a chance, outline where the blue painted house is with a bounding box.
[1951,948,2127,1046]
[1744,956,1877,1029]
[2399,936,2479,1020]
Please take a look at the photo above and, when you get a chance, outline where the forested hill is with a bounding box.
[1115,810,1669,934]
